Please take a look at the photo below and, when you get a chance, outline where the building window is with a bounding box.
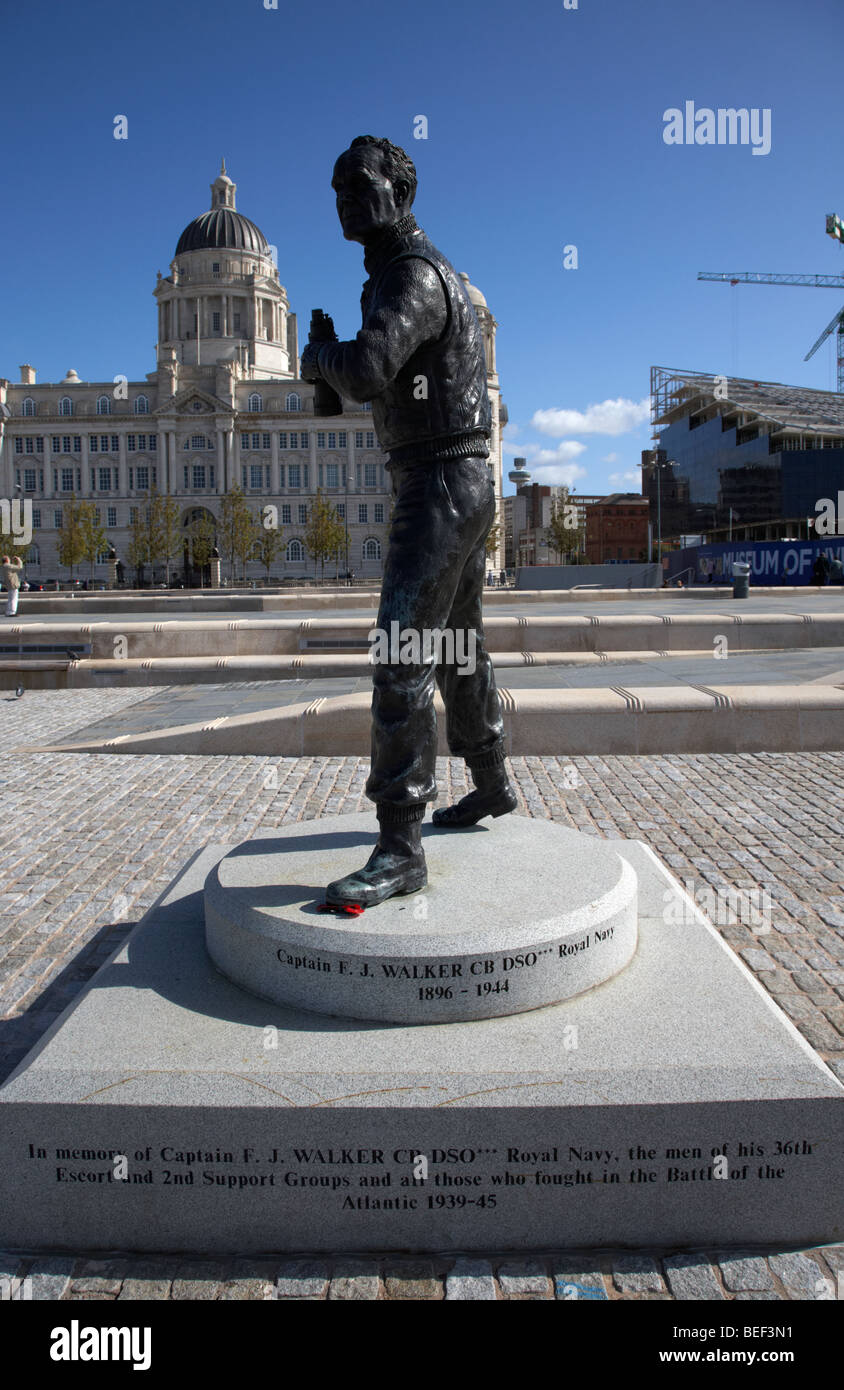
[298,504,308,524]
[281,504,291,524]
[262,432,270,449]
[358,504,368,523]
[23,469,36,492]
[34,436,44,454]
[98,435,109,452]
[317,432,326,448]
[362,537,381,561]
[366,432,375,448]
[338,432,346,447]
[51,437,60,453]
[191,434,208,449]
[136,465,149,490]
[374,503,384,524]
[149,433,157,450]
[54,509,63,526]
[110,435,118,453]
[326,463,339,488]
[127,435,135,451]
[59,397,73,416]
[22,398,35,417]
[134,395,149,414]
[302,464,309,488]
[233,312,241,331]
[14,438,22,454]
[250,464,263,489]
[285,392,301,411]
[98,467,113,492]
[96,396,112,415]
[107,506,117,527]
[25,437,34,453]
[62,436,72,453]
[286,538,304,561]
[279,432,288,448]
[364,463,377,487]
[336,503,345,519]
[61,468,74,492]
[192,464,206,488]
[288,464,300,488]
[32,509,41,528]
[328,432,337,448]
[212,312,221,333]
[355,432,364,448]
[212,262,220,274]
[248,392,263,412]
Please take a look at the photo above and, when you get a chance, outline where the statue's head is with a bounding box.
[331,136,417,245]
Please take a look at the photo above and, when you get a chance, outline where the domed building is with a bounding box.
[0,166,505,583]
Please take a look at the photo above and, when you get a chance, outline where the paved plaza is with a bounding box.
[0,683,842,1298]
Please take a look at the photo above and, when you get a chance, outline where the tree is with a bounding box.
[485,520,502,560]
[546,492,584,563]
[219,484,254,583]
[159,492,183,586]
[140,488,165,583]
[187,511,217,585]
[255,511,283,583]
[126,508,148,587]
[57,495,87,582]
[304,489,346,582]
[78,502,108,585]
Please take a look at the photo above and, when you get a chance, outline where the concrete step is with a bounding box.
[31,683,844,756]
[3,611,844,665]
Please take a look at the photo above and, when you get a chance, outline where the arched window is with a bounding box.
[248,392,263,412]
[285,392,301,412]
[286,538,304,562]
[22,398,35,417]
[190,434,208,449]
[59,397,73,416]
[134,395,149,415]
[97,396,112,415]
[362,537,381,562]
[27,543,40,564]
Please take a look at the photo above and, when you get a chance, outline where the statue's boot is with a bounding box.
[432,763,518,829]
[325,804,427,908]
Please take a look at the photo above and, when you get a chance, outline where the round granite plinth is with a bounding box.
[204,813,638,1024]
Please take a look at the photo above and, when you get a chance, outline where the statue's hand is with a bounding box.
[300,341,323,381]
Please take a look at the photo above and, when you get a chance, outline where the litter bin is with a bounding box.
[731,560,750,599]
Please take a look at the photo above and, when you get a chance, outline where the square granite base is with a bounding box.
[1,836,841,1254]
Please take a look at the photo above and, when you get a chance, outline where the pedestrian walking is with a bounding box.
[0,555,23,616]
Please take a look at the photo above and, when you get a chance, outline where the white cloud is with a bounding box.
[529,461,588,486]
[532,397,651,438]
[609,469,641,487]
[602,452,619,464]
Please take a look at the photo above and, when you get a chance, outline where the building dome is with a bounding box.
[174,161,269,257]
[458,271,488,309]
[175,208,268,257]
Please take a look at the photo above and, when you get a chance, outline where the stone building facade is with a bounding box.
[0,164,504,584]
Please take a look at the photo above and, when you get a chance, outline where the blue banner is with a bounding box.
[668,538,844,586]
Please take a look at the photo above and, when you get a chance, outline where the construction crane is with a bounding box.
[698,214,844,391]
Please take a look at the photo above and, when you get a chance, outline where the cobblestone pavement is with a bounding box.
[1,686,843,1300]
[1,1247,841,1300]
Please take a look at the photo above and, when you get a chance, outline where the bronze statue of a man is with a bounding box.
[300,135,516,907]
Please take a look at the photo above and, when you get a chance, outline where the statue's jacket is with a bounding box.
[315,214,492,464]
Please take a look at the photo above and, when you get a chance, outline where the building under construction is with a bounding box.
[644,365,844,546]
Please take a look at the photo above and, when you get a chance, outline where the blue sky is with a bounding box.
[2,0,842,496]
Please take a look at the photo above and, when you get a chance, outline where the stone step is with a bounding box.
[32,683,844,756]
[2,611,843,662]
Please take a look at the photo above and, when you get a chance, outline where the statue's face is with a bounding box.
[331,148,408,245]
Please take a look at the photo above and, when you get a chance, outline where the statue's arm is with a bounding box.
[312,259,447,402]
